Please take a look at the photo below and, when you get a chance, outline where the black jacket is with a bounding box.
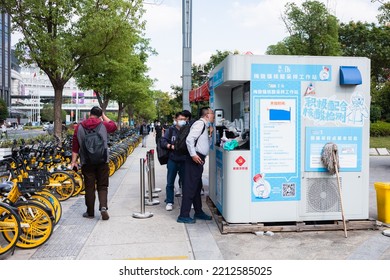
[160,125,186,162]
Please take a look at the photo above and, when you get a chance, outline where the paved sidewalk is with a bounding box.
[370,148,390,156]
[3,134,389,260]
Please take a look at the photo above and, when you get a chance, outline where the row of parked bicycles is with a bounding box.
[0,128,141,256]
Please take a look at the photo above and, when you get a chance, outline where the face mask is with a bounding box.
[178,120,186,127]
[173,120,177,126]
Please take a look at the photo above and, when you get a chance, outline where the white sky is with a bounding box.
[11,0,383,93]
[143,0,382,92]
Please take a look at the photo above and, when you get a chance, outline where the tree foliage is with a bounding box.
[4,0,145,138]
[266,1,341,56]
[40,104,66,122]
[378,2,390,25]
[339,21,390,83]
[0,99,8,121]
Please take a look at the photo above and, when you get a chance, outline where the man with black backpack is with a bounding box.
[177,107,214,224]
[160,112,187,211]
[71,106,117,220]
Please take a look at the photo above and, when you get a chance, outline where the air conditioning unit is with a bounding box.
[298,174,368,221]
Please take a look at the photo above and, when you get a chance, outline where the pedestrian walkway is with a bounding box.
[3,134,389,260]
[4,134,220,260]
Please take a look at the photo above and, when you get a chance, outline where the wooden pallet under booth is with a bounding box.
[206,197,380,234]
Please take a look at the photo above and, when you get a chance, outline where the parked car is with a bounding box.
[42,122,53,131]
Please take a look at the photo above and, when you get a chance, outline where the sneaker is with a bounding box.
[177,216,196,224]
[100,207,109,220]
[165,203,173,211]
[82,212,94,219]
[175,190,182,197]
[194,212,212,220]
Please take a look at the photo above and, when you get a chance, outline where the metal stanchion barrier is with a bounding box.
[145,151,159,206]
[133,158,153,219]
[145,150,159,198]
[149,149,161,193]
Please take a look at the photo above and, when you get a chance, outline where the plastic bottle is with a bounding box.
[220,129,228,147]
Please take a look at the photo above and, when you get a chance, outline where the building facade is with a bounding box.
[0,12,11,107]
[10,64,119,124]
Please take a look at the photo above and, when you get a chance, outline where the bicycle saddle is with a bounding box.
[0,182,13,193]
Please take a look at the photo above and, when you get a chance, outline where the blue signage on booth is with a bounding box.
[305,127,362,172]
[250,64,332,202]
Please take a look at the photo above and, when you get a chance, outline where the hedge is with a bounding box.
[370,121,390,137]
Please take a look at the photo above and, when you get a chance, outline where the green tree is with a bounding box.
[266,0,341,56]
[40,104,66,122]
[0,99,8,121]
[75,28,152,109]
[152,90,175,122]
[378,2,390,25]
[4,0,145,138]
[339,21,390,83]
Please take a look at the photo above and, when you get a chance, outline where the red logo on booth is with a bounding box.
[235,156,246,166]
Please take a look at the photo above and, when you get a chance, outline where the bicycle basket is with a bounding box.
[17,173,48,193]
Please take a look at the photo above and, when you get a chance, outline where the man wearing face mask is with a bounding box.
[160,112,187,211]
[177,107,214,223]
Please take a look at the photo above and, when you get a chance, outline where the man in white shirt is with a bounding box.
[177,107,214,224]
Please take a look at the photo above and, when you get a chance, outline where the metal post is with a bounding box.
[75,87,79,123]
[182,0,192,111]
[145,150,158,198]
[133,158,153,218]
[145,151,159,206]
[149,149,161,193]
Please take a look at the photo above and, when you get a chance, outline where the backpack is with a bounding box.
[156,127,172,165]
[78,122,108,165]
[141,124,149,135]
[174,120,206,155]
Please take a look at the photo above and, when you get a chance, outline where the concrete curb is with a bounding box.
[370,148,390,156]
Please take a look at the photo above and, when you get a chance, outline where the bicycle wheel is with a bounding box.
[69,171,83,197]
[6,201,53,249]
[0,202,20,256]
[29,193,60,225]
[37,190,62,224]
[108,160,116,177]
[47,171,76,201]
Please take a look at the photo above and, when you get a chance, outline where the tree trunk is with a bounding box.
[54,86,64,140]
[95,91,110,112]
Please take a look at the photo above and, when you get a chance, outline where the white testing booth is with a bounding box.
[208,55,370,223]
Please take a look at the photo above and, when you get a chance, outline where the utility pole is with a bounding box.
[182,0,192,111]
